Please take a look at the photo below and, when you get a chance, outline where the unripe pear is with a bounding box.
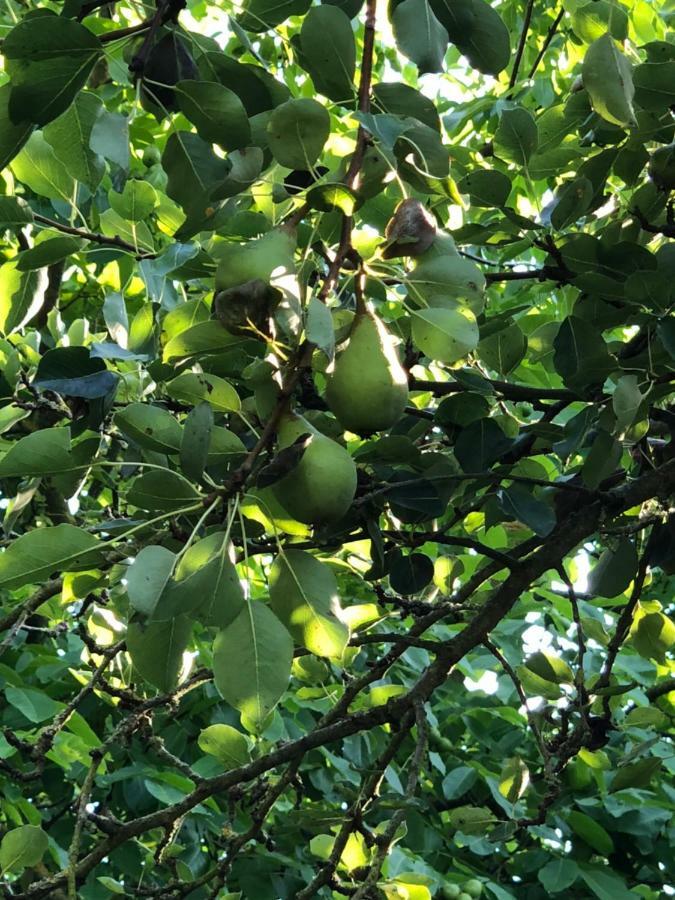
[215,225,297,293]
[648,143,675,191]
[271,413,357,525]
[407,255,485,314]
[325,307,409,434]
[418,230,460,260]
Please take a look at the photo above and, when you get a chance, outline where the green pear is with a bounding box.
[418,229,460,259]
[271,413,357,525]
[325,307,409,434]
[649,143,675,190]
[407,254,485,315]
[214,225,296,292]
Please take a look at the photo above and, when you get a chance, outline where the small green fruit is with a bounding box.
[408,254,485,314]
[215,225,297,293]
[325,308,409,434]
[462,880,483,899]
[442,885,461,899]
[271,413,357,525]
[648,143,675,191]
[458,894,473,900]
[142,146,161,167]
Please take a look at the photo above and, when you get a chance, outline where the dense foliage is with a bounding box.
[0,0,674,897]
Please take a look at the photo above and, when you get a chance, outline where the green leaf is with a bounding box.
[447,805,495,835]
[498,756,529,803]
[458,169,511,208]
[0,825,48,875]
[306,183,357,215]
[162,321,242,362]
[477,323,526,374]
[582,33,636,128]
[525,651,574,684]
[441,766,477,801]
[109,181,158,223]
[582,430,622,490]
[623,707,667,729]
[238,0,311,31]
[3,11,102,126]
[0,196,33,227]
[494,107,539,166]
[180,401,213,482]
[610,757,661,792]
[454,418,513,472]
[43,92,105,190]
[299,6,356,102]
[430,0,510,75]
[391,0,448,75]
[553,316,615,393]
[612,374,643,431]
[126,471,201,512]
[566,811,614,855]
[389,552,434,595]
[305,296,335,361]
[176,80,251,151]
[162,130,230,218]
[572,1,628,43]
[0,426,73,477]
[16,237,84,272]
[113,403,183,454]
[629,607,675,663]
[166,372,241,412]
[126,615,192,692]
[198,724,251,769]
[0,524,100,590]
[0,84,33,171]
[269,551,349,658]
[588,539,637,598]
[411,306,479,364]
[212,601,293,732]
[579,865,638,900]
[126,546,176,617]
[5,686,61,723]
[0,263,46,334]
[11,131,75,202]
[498,485,556,537]
[516,665,563,700]
[538,859,579,894]
[267,98,331,170]
[156,532,245,628]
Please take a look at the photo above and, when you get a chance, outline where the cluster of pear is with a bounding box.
[212,200,485,529]
[272,303,409,525]
[441,878,483,899]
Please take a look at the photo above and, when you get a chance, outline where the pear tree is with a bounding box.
[0,0,674,897]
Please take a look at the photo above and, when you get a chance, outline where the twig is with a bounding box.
[409,376,574,402]
[510,0,537,88]
[484,640,549,760]
[33,213,157,259]
[296,716,414,900]
[557,564,588,707]
[99,20,153,44]
[351,704,427,900]
[527,8,564,79]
